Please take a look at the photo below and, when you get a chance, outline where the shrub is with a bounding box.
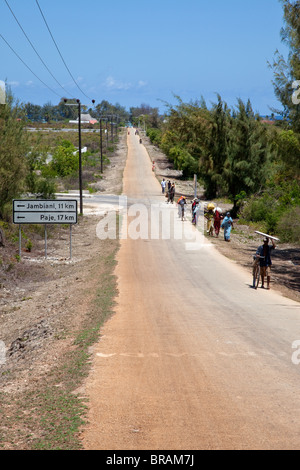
[241,194,273,223]
[147,128,162,146]
[168,146,198,177]
[277,207,300,243]
[50,141,78,177]
[240,193,282,234]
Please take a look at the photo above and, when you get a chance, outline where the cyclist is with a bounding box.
[178,196,187,220]
[255,237,276,289]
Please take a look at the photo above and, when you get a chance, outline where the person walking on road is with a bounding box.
[221,212,233,242]
[256,237,276,289]
[169,183,175,204]
[213,207,223,237]
[205,203,215,236]
[178,196,187,220]
[192,199,200,225]
[177,195,184,217]
[161,178,166,194]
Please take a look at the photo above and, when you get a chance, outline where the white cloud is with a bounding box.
[8,81,20,87]
[138,80,147,88]
[105,76,132,91]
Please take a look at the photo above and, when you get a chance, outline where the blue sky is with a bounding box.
[0,0,289,115]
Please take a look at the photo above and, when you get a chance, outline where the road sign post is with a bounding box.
[13,199,78,259]
[194,174,197,198]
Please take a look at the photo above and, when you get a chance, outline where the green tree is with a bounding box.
[130,104,160,128]
[199,95,231,198]
[94,100,129,123]
[269,0,300,130]
[56,98,78,121]
[276,129,300,175]
[0,95,28,218]
[227,99,271,214]
[23,102,42,121]
[161,96,211,178]
[41,101,55,122]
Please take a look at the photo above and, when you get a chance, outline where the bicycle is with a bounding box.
[252,255,265,289]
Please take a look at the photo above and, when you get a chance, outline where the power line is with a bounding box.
[0,32,63,99]
[4,0,75,99]
[35,0,94,103]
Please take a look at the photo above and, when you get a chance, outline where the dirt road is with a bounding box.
[81,129,300,450]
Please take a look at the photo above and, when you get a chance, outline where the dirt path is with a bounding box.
[143,133,300,305]
[81,130,300,450]
[1,127,299,449]
[0,132,127,449]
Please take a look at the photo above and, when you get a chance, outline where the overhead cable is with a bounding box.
[35,0,94,103]
[0,32,62,98]
[4,0,75,99]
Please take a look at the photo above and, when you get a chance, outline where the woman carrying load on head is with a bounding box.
[205,203,215,236]
[213,207,223,237]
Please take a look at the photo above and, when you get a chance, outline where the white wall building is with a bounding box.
[69,114,98,124]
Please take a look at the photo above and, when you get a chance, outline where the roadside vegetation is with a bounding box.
[145,1,300,243]
[0,95,124,224]
[146,95,300,243]
[0,0,299,449]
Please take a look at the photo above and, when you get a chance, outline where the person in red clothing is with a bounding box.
[213,207,222,237]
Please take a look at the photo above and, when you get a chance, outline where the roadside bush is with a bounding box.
[168,146,198,177]
[147,128,162,146]
[240,180,300,237]
[241,194,273,223]
[240,193,283,234]
[277,206,300,243]
[50,141,78,177]
[35,178,56,199]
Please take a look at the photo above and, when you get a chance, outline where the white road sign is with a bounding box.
[13,199,78,224]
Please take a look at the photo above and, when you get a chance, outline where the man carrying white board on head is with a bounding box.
[255,237,276,290]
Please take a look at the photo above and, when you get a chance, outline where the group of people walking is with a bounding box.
[159,173,277,291]
[161,178,234,240]
[161,178,176,204]
[204,203,234,241]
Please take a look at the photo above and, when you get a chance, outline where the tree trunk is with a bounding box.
[0,227,5,247]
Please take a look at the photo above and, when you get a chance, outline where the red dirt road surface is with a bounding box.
[81,129,300,450]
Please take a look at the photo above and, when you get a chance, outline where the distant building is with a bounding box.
[259,115,283,125]
[69,114,98,124]
[260,118,275,125]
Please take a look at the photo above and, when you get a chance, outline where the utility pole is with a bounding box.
[99,117,107,173]
[78,100,83,215]
[106,114,113,143]
[105,118,109,148]
[64,98,95,215]
[100,117,103,173]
